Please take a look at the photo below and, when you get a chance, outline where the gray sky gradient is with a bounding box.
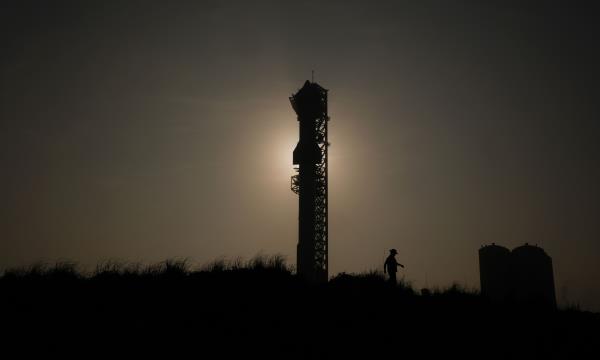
[1,1,599,311]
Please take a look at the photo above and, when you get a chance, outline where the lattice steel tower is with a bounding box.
[290,80,329,283]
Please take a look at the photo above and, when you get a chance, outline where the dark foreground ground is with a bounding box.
[1,256,598,359]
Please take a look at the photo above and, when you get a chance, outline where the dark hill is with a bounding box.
[1,256,597,358]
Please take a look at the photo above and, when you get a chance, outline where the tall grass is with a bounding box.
[199,253,290,273]
[2,261,80,280]
[1,254,293,280]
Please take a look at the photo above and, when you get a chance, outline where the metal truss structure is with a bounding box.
[290,80,329,283]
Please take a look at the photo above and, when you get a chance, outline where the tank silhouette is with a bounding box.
[479,243,511,303]
[479,243,556,309]
[510,243,557,308]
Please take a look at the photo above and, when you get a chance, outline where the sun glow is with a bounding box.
[250,107,299,186]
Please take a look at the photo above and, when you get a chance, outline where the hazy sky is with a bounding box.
[1,1,599,311]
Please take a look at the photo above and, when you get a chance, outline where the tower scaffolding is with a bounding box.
[290,80,329,283]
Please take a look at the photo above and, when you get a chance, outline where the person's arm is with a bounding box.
[396,259,405,268]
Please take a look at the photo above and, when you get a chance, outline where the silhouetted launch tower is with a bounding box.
[290,80,329,283]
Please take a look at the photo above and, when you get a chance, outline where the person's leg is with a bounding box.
[389,272,397,285]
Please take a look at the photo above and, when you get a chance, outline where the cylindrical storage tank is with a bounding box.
[510,244,556,309]
[479,243,511,304]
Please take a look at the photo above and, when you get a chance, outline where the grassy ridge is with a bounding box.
[1,255,597,358]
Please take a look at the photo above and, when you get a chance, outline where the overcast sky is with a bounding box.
[1,1,599,311]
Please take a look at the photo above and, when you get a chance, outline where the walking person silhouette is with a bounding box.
[384,249,404,285]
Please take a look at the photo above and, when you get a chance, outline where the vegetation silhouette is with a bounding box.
[1,255,598,358]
